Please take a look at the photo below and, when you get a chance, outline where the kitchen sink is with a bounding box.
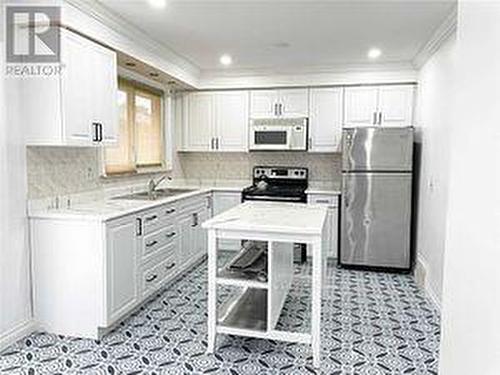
[112,188,196,201]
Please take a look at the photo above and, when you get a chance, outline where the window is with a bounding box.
[104,78,165,175]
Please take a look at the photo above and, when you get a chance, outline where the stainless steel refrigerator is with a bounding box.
[339,127,414,271]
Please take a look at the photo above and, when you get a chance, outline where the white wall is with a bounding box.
[414,34,456,308]
[439,2,500,374]
[0,34,33,350]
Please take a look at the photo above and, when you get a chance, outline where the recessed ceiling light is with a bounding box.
[368,48,382,59]
[148,0,166,9]
[219,54,232,66]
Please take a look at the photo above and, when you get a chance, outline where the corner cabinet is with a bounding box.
[250,88,309,118]
[344,85,415,127]
[23,28,118,146]
[309,88,343,152]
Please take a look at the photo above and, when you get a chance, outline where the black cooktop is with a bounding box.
[242,166,309,202]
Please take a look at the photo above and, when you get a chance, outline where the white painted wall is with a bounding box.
[0,34,32,350]
[439,2,500,374]
[414,34,456,308]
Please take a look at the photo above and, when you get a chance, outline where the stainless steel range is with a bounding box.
[242,166,308,263]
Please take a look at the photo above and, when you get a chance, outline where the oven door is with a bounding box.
[249,125,291,150]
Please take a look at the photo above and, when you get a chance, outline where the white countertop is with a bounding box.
[28,182,249,222]
[202,201,328,235]
[27,179,341,222]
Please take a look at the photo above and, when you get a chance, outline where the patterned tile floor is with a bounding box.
[0,257,440,374]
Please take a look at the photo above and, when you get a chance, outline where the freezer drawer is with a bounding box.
[342,127,413,172]
[340,172,412,269]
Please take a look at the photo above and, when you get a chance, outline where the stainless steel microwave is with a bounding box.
[249,118,308,151]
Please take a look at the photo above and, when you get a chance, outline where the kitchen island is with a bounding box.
[202,201,328,368]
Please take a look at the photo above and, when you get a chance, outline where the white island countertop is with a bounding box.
[202,201,328,235]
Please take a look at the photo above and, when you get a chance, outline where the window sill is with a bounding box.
[100,165,172,180]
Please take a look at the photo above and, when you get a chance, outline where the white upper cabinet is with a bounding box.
[378,85,415,127]
[309,88,343,152]
[24,28,118,146]
[250,88,308,118]
[183,92,214,151]
[214,91,249,151]
[182,91,249,152]
[249,90,279,118]
[279,89,309,117]
[344,85,414,127]
[343,86,379,127]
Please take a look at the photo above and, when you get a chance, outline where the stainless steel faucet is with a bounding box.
[148,174,171,198]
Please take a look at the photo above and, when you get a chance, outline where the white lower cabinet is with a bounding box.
[212,191,242,251]
[30,193,212,340]
[176,195,211,266]
[106,216,140,325]
[307,194,339,258]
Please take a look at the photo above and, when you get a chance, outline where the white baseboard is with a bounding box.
[0,320,36,352]
[415,256,442,313]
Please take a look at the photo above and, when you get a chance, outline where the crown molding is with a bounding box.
[413,5,457,69]
[198,62,417,89]
[63,0,201,85]
[201,61,415,79]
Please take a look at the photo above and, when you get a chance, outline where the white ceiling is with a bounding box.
[97,0,456,73]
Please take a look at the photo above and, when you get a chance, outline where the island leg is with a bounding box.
[311,237,323,368]
[207,230,217,353]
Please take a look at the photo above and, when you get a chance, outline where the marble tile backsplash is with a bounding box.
[27,147,341,199]
[176,152,341,183]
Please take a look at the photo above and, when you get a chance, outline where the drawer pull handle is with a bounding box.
[166,208,176,214]
[146,240,158,248]
[166,263,176,270]
[145,215,158,222]
[146,274,158,283]
[166,232,176,238]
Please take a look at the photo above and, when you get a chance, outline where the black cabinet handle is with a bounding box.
[166,232,176,238]
[165,263,176,270]
[99,123,103,142]
[165,208,176,215]
[146,274,158,283]
[136,218,142,236]
[145,215,158,222]
[92,122,99,142]
[191,213,198,227]
[146,240,158,248]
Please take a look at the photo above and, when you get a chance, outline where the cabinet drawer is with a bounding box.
[142,208,164,235]
[142,261,164,294]
[308,194,339,207]
[179,194,210,212]
[162,203,178,220]
[142,225,177,261]
[141,252,176,296]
